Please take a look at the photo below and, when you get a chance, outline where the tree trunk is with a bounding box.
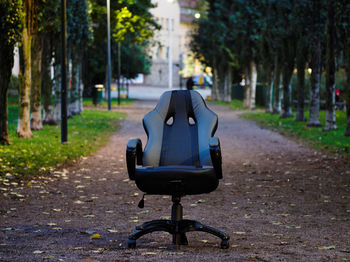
[0,46,13,144]
[216,63,227,101]
[295,48,307,121]
[281,62,294,118]
[69,58,82,115]
[42,36,57,125]
[265,68,274,113]
[30,33,43,130]
[243,66,251,108]
[324,1,337,131]
[223,66,232,103]
[54,64,62,122]
[211,57,219,100]
[344,48,350,136]
[307,0,322,127]
[17,26,33,138]
[249,60,257,110]
[273,56,282,114]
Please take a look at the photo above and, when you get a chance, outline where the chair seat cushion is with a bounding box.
[134,165,219,195]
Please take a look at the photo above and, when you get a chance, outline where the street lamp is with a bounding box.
[168,17,173,89]
[107,0,112,110]
[61,0,68,144]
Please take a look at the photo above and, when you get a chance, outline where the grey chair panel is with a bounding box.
[190,91,218,166]
[142,91,171,166]
[143,90,217,167]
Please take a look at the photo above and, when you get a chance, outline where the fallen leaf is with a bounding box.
[83,215,95,218]
[90,233,101,240]
[33,250,44,254]
[286,225,301,229]
[233,232,246,235]
[271,221,282,225]
[318,245,335,250]
[138,210,149,214]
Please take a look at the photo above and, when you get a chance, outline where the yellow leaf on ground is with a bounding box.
[90,233,101,240]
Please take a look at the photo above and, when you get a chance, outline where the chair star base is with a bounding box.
[127,196,230,249]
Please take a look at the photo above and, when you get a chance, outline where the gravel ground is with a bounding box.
[0,100,349,262]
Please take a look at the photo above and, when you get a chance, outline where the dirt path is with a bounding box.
[1,100,349,262]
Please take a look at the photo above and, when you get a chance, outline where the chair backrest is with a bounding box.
[142,90,218,167]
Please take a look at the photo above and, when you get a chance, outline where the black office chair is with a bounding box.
[126,90,229,249]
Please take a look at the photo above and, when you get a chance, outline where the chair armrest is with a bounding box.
[209,137,222,179]
[126,138,143,180]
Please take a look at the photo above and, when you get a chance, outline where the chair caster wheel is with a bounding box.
[128,239,136,248]
[220,239,229,249]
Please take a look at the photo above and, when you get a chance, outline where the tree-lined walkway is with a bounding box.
[1,101,349,261]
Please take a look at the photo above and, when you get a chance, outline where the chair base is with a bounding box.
[127,196,230,249]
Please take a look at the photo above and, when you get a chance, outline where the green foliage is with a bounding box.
[210,99,264,111]
[112,0,159,43]
[67,0,92,50]
[210,99,248,111]
[0,0,23,47]
[241,111,350,155]
[87,0,159,85]
[115,36,152,79]
[191,0,263,70]
[83,97,135,107]
[0,105,125,179]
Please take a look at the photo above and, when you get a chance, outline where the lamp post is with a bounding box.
[168,18,173,89]
[61,0,68,144]
[118,42,121,106]
[107,0,112,110]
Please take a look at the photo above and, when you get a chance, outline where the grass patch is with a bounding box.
[0,105,125,180]
[210,99,264,110]
[241,110,350,155]
[83,97,135,107]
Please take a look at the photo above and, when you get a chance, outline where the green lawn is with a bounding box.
[241,110,350,155]
[0,105,125,181]
[210,99,264,110]
[83,97,135,107]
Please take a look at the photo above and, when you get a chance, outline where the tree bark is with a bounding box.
[324,1,337,131]
[17,26,33,138]
[53,64,61,122]
[344,48,350,136]
[30,33,43,130]
[249,60,257,110]
[265,67,274,113]
[69,58,82,115]
[243,66,251,108]
[295,46,307,121]
[307,0,322,127]
[223,67,232,103]
[216,63,227,101]
[0,46,13,144]
[273,56,282,114]
[211,57,219,100]
[42,36,57,125]
[281,62,294,118]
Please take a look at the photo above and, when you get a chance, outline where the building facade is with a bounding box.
[143,0,201,88]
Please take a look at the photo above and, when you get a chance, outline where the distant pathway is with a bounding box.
[0,100,349,261]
